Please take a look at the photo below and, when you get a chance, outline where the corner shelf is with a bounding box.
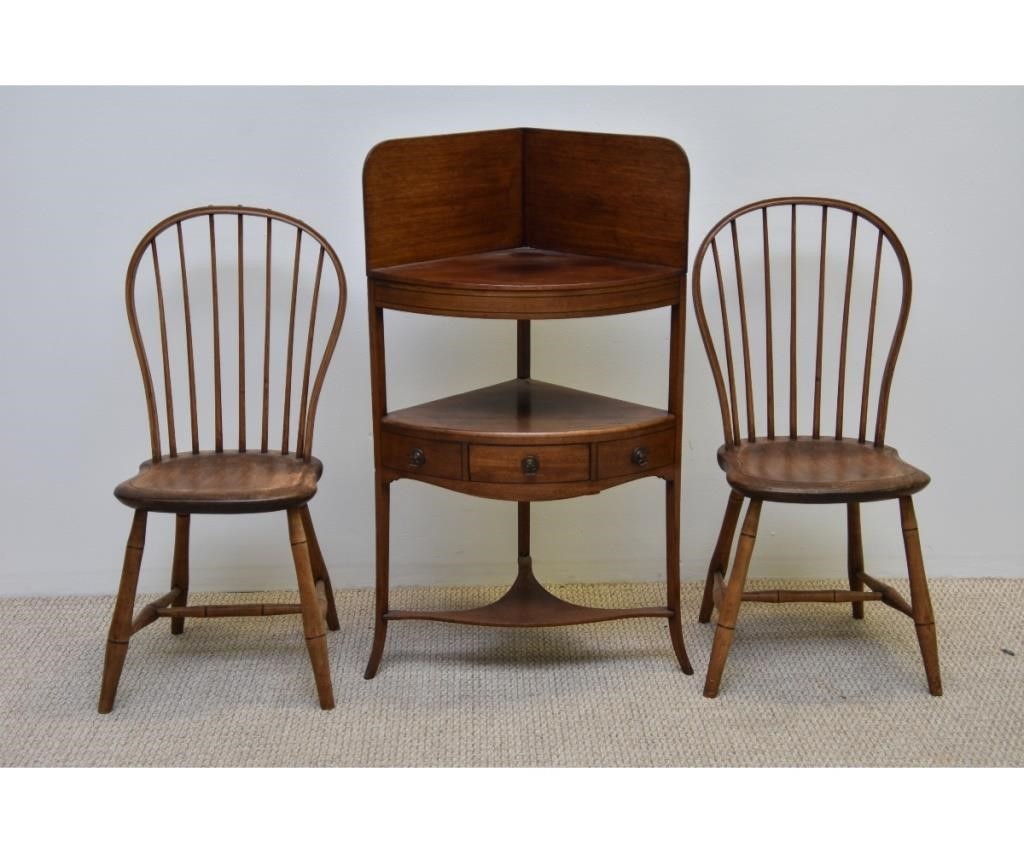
[384,379,672,443]
[372,247,683,318]
[381,379,675,501]
[362,128,693,677]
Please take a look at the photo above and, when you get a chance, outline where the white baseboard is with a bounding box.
[1,555,1020,597]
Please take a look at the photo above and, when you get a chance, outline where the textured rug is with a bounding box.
[0,579,1020,766]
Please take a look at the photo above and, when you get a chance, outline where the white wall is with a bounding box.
[1,86,1021,596]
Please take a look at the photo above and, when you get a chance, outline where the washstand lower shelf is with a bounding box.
[384,557,673,628]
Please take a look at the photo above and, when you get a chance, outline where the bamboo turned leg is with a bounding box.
[847,503,865,620]
[364,475,390,679]
[703,499,762,698]
[299,505,340,631]
[899,496,942,696]
[287,507,335,710]
[98,510,148,713]
[666,475,693,673]
[698,491,744,623]
[169,514,190,634]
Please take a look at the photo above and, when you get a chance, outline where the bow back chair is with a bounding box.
[99,205,347,712]
[692,197,940,698]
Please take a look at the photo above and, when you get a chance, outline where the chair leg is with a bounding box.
[665,475,693,674]
[846,503,865,620]
[98,510,148,713]
[169,514,190,635]
[287,507,335,710]
[899,496,942,696]
[698,490,744,623]
[364,475,390,679]
[299,505,340,631]
[703,499,762,698]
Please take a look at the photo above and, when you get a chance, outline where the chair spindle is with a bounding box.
[762,207,774,439]
[282,228,302,454]
[150,240,176,457]
[261,217,272,453]
[296,246,326,459]
[237,214,246,451]
[812,207,828,438]
[209,214,223,452]
[789,204,798,438]
[730,220,756,442]
[711,238,741,445]
[860,230,885,443]
[835,214,858,438]
[176,222,199,453]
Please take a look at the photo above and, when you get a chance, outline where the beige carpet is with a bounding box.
[0,578,1020,766]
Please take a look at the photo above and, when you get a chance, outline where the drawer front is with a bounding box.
[469,443,590,484]
[596,429,676,479]
[381,432,463,479]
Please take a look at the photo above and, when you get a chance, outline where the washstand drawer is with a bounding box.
[596,429,675,479]
[469,444,590,484]
[381,432,463,479]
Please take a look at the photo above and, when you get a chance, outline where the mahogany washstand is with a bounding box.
[362,128,693,678]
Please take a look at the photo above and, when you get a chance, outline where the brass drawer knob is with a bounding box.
[521,455,540,476]
[631,446,649,467]
[408,447,426,468]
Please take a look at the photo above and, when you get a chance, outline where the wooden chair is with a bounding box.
[692,197,941,698]
[98,206,346,712]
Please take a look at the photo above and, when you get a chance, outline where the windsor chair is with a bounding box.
[98,205,347,712]
[692,197,941,698]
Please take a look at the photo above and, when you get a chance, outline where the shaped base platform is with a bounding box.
[385,558,671,628]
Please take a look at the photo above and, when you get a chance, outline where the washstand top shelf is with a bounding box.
[370,247,683,319]
[363,127,690,320]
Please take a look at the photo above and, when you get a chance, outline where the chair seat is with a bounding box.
[718,437,929,503]
[114,452,323,514]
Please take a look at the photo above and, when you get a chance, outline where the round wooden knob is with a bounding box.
[631,446,649,467]
[408,447,426,468]
[521,455,540,475]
